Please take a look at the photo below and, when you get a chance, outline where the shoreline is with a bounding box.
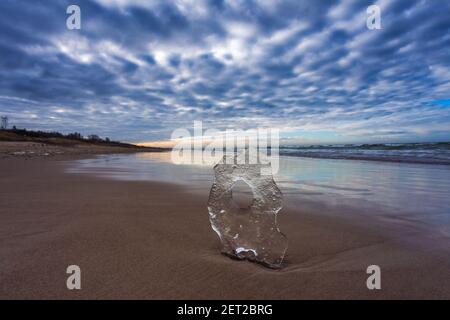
[2,140,450,167]
[1,156,450,299]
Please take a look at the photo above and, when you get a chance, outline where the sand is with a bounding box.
[0,141,165,159]
[1,156,450,299]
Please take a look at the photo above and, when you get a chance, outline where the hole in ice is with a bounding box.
[231,179,254,209]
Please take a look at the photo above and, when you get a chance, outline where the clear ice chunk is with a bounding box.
[207,152,288,269]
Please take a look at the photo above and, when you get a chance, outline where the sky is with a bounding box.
[0,0,449,145]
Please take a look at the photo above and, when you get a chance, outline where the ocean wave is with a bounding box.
[279,142,450,165]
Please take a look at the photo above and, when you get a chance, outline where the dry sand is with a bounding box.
[0,141,164,159]
[1,156,450,299]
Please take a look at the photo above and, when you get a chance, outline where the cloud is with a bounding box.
[0,0,449,143]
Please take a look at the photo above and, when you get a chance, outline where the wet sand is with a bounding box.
[1,157,450,299]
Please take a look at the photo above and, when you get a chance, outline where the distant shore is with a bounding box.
[1,155,450,299]
[0,141,168,159]
[0,129,169,159]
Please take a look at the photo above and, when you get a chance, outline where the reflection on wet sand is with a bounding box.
[67,151,450,229]
[279,156,450,215]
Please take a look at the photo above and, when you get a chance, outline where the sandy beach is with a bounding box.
[2,0,450,303]
[1,152,450,299]
[0,140,167,159]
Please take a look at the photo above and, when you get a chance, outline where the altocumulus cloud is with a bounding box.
[0,0,449,143]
